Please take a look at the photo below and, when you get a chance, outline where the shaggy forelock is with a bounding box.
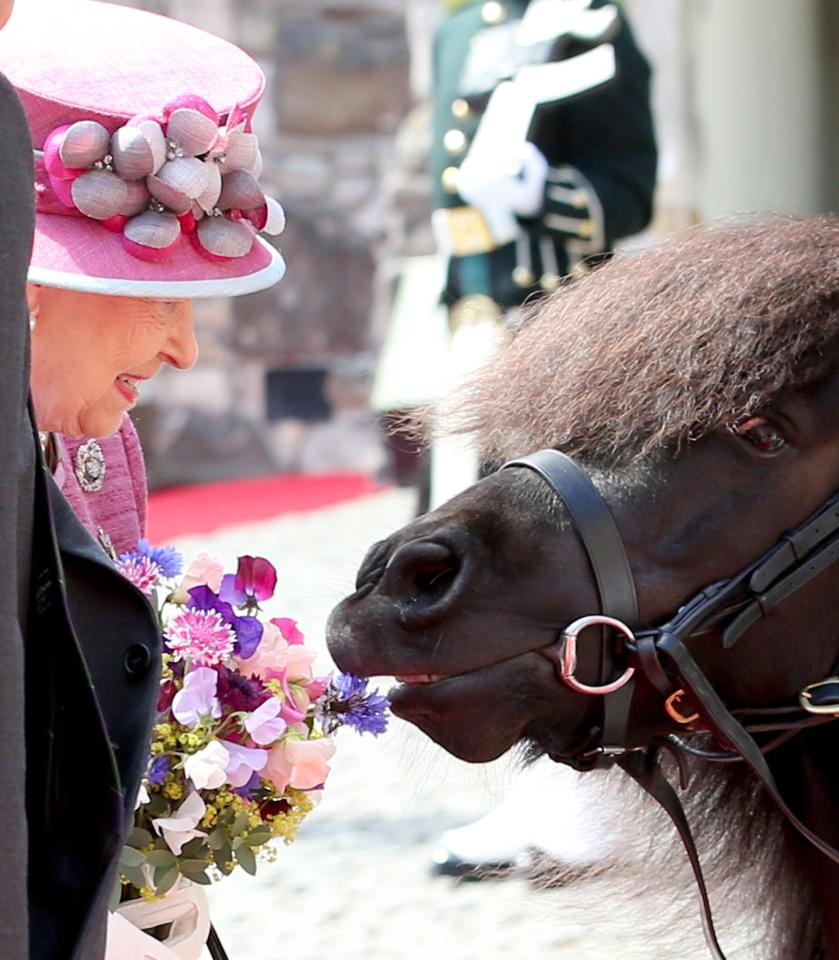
[434,216,839,465]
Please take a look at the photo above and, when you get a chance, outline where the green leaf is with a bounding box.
[245,830,271,847]
[231,836,243,850]
[119,845,146,869]
[109,877,123,912]
[153,865,179,897]
[120,865,147,890]
[179,861,211,885]
[145,793,169,817]
[214,845,233,875]
[179,837,209,860]
[230,813,250,836]
[126,828,153,848]
[144,849,176,868]
[207,829,228,850]
[235,844,257,876]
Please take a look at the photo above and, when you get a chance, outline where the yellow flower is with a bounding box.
[163,781,184,800]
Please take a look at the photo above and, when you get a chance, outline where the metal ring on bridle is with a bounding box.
[559,614,636,695]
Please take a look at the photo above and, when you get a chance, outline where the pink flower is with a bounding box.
[272,617,304,645]
[166,609,235,667]
[222,741,269,787]
[236,620,288,680]
[260,737,335,793]
[116,555,161,595]
[286,645,316,682]
[171,554,224,604]
[244,698,287,746]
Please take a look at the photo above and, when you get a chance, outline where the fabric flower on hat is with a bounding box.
[38,94,285,263]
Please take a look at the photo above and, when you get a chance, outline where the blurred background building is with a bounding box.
[112,0,838,489]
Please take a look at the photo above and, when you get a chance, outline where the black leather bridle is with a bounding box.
[504,449,839,960]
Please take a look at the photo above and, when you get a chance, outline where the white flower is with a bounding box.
[152,790,207,855]
[134,782,150,811]
[183,740,230,790]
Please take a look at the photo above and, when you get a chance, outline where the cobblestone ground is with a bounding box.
[172,489,688,960]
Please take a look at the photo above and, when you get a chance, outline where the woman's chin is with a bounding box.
[76,407,125,440]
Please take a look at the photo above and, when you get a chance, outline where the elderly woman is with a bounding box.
[0,3,285,958]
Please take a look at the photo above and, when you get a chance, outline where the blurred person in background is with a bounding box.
[0,2,285,956]
[427,0,656,879]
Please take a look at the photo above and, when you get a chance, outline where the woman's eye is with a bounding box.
[735,416,787,455]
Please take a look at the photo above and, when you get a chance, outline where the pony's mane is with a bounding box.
[433,216,839,465]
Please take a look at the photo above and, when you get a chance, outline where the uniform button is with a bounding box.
[441,166,461,194]
[443,129,468,155]
[481,1,506,24]
[571,189,589,210]
[512,265,535,288]
[451,98,471,120]
[540,272,562,292]
[570,261,590,280]
[577,219,594,239]
[124,643,152,677]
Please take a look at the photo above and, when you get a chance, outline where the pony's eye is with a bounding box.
[735,416,787,455]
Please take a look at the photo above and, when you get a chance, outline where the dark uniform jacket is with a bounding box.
[431,0,657,308]
[0,72,162,960]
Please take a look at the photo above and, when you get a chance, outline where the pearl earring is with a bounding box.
[28,307,39,332]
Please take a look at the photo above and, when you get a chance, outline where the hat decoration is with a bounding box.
[35,94,285,263]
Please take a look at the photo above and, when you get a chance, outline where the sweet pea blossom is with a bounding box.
[220,555,277,608]
[271,617,304,644]
[236,620,288,679]
[260,736,336,793]
[183,740,230,790]
[152,789,207,855]
[222,741,269,787]
[172,667,222,727]
[171,554,225,604]
[244,698,287,746]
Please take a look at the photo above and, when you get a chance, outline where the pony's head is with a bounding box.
[328,217,839,765]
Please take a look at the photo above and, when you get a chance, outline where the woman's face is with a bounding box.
[28,286,198,438]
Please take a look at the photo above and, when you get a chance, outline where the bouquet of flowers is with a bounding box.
[115,541,389,902]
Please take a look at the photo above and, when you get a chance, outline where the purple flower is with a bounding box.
[320,673,390,736]
[188,585,263,659]
[172,667,222,727]
[216,666,270,713]
[220,556,277,609]
[221,740,268,788]
[234,770,263,800]
[148,755,170,786]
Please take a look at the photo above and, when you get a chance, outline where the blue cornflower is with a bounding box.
[136,539,184,579]
[320,673,390,736]
[148,755,170,786]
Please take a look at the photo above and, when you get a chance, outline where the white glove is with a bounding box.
[457,141,548,246]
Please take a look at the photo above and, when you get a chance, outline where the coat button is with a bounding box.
[443,129,468,156]
[451,98,471,120]
[124,643,152,677]
[441,166,461,194]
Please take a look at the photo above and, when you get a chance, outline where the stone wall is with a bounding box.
[114,0,436,485]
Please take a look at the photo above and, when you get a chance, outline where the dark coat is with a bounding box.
[0,66,36,960]
[430,0,658,307]
[0,70,162,960]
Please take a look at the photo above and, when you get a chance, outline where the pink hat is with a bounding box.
[0,0,286,299]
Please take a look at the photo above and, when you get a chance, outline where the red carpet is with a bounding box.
[148,473,384,542]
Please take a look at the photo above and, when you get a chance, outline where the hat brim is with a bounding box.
[29,213,285,300]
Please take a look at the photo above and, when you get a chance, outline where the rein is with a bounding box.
[503,449,839,960]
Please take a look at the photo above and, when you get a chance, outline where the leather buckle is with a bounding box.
[664,689,700,725]
[799,677,839,716]
[437,205,497,256]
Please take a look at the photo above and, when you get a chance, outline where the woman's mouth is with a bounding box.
[114,373,142,405]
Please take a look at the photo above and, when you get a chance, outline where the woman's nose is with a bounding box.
[164,304,199,370]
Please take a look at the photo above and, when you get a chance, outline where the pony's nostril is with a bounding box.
[384,540,462,607]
